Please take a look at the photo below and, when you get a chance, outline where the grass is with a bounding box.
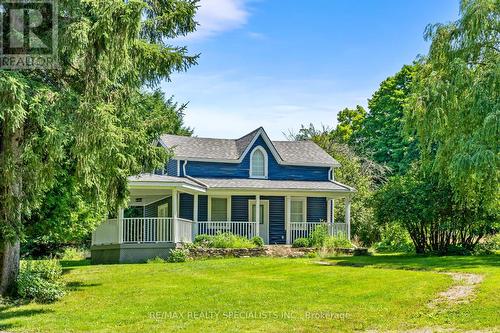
[0,254,498,332]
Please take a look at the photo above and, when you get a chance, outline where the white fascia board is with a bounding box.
[128,181,206,193]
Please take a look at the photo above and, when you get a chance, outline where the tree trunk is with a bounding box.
[0,240,20,295]
[0,116,23,296]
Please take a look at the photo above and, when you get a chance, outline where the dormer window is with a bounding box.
[250,146,268,178]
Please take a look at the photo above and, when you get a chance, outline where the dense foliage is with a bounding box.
[373,165,497,254]
[193,233,261,249]
[406,0,499,210]
[17,260,65,303]
[22,91,192,258]
[291,125,387,246]
[1,0,199,294]
[356,65,419,175]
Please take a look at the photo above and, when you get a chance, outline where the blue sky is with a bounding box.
[162,0,459,139]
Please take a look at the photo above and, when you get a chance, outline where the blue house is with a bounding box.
[91,128,355,263]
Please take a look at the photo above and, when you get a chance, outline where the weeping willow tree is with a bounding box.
[0,0,198,295]
[406,0,499,212]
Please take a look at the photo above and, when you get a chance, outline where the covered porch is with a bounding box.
[91,175,353,263]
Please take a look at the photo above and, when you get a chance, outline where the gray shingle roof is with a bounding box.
[273,140,337,166]
[159,127,339,167]
[195,178,353,192]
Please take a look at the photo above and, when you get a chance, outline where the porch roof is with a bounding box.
[127,174,206,192]
[193,177,355,193]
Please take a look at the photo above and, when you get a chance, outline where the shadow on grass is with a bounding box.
[61,259,91,275]
[323,253,500,272]
[0,306,53,330]
[66,281,101,291]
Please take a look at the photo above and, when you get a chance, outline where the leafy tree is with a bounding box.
[22,90,192,257]
[406,0,499,210]
[332,105,367,144]
[1,0,198,294]
[356,65,419,175]
[374,164,497,254]
[288,125,387,246]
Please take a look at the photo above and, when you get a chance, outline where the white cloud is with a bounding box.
[184,0,249,40]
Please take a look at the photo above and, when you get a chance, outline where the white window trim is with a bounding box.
[290,197,307,223]
[207,195,232,222]
[249,145,268,179]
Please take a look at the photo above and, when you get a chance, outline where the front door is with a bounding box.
[249,200,269,244]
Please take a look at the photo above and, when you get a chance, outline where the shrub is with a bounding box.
[147,256,166,263]
[292,238,310,248]
[374,224,415,253]
[194,234,212,245]
[17,260,65,303]
[251,236,264,247]
[193,232,256,249]
[167,249,187,263]
[60,247,87,261]
[309,224,329,248]
[323,236,353,250]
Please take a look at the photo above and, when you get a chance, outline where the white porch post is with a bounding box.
[327,198,332,236]
[255,194,260,238]
[172,189,178,242]
[344,197,351,240]
[193,194,198,239]
[118,208,124,244]
[332,199,335,224]
[285,195,291,244]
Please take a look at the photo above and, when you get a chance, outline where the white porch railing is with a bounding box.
[92,217,194,245]
[197,221,258,239]
[289,222,348,243]
[122,217,173,243]
[175,218,195,243]
[92,219,348,246]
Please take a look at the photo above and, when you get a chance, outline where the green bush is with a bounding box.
[147,256,166,263]
[374,224,415,253]
[59,247,87,260]
[17,260,65,303]
[251,236,264,247]
[167,249,187,263]
[292,238,310,248]
[194,234,212,245]
[309,224,329,248]
[193,232,256,249]
[323,236,353,250]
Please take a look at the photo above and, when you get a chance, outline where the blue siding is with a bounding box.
[184,135,330,181]
[166,159,178,176]
[263,196,286,244]
[307,197,327,222]
[179,193,193,220]
[198,195,208,221]
[231,195,285,244]
[144,197,171,217]
[231,196,253,222]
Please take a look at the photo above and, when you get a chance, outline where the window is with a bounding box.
[290,198,306,223]
[210,197,228,221]
[250,146,268,178]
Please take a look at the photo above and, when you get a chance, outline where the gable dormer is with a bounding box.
[159,127,339,181]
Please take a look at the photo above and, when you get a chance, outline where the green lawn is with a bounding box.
[1,254,499,332]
